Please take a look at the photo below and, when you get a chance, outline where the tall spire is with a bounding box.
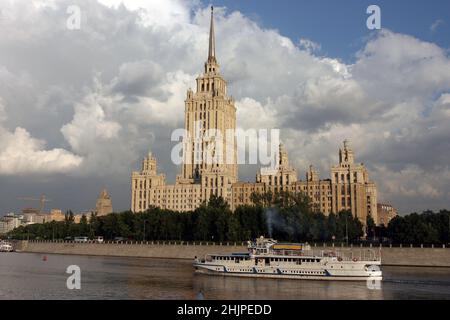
[208,6,216,63]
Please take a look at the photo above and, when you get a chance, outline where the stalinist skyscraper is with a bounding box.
[178,7,238,187]
[132,7,238,212]
[131,7,381,226]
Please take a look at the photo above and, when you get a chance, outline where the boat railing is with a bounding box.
[303,249,381,261]
[265,248,381,261]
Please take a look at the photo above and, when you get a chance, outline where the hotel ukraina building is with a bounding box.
[131,8,378,225]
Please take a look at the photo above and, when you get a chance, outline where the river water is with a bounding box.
[0,252,449,300]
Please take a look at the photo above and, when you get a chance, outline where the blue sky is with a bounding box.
[205,0,450,62]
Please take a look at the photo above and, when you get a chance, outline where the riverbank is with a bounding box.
[13,240,450,267]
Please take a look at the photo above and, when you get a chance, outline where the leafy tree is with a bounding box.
[7,198,449,245]
[366,214,376,240]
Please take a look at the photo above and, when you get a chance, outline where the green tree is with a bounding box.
[366,214,376,240]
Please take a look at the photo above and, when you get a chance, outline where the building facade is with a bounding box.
[131,8,382,225]
[0,213,23,235]
[132,8,237,213]
[95,189,114,216]
[330,140,378,223]
[377,203,398,226]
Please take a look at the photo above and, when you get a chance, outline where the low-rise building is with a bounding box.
[0,213,24,234]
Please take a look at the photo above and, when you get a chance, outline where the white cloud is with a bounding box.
[298,38,321,53]
[97,0,193,27]
[61,92,122,154]
[0,96,82,175]
[0,127,82,175]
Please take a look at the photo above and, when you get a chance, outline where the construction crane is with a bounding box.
[17,194,52,214]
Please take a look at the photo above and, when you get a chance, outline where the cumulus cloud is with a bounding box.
[0,0,449,214]
[298,38,321,53]
[0,96,82,175]
[0,127,82,176]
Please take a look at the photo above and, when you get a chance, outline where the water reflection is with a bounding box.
[192,274,386,300]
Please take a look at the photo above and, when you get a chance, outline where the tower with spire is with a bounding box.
[178,6,238,203]
[130,7,381,226]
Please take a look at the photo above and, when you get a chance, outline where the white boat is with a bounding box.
[194,237,382,281]
[0,241,14,252]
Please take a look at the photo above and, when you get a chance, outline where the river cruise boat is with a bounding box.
[194,237,382,281]
[0,241,14,252]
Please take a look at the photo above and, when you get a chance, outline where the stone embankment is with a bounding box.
[13,240,450,267]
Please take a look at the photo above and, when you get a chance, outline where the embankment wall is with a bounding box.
[14,241,450,267]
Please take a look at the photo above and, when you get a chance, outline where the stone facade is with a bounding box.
[95,189,114,216]
[47,209,65,222]
[230,142,377,224]
[131,8,383,225]
[330,140,378,223]
[0,213,22,235]
[377,203,398,226]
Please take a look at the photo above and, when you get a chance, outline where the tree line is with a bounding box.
[6,192,450,244]
[380,210,450,244]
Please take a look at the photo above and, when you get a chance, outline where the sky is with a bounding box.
[0,0,449,216]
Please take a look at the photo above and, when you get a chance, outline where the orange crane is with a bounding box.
[17,194,52,214]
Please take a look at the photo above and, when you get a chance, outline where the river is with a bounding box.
[0,252,449,300]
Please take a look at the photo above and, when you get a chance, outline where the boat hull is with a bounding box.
[194,263,382,282]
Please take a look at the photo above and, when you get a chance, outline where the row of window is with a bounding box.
[334,172,359,183]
